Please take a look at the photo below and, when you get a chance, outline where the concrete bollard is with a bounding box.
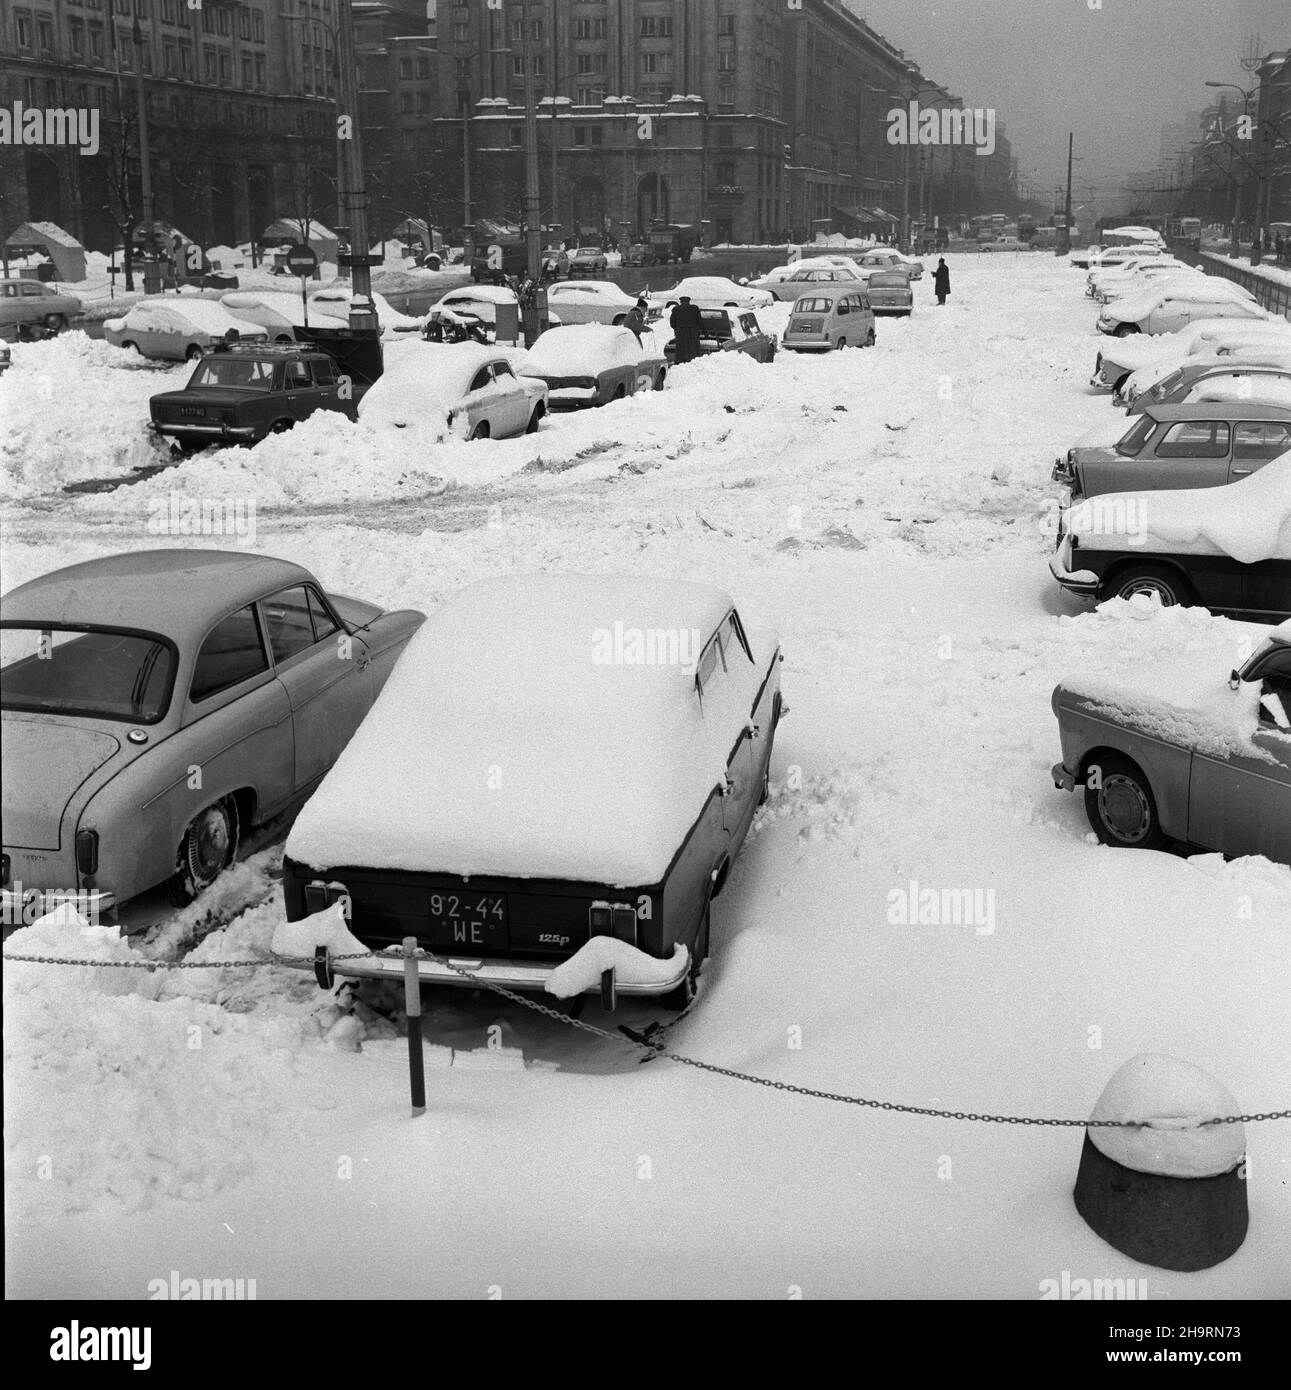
[1074,1053,1248,1272]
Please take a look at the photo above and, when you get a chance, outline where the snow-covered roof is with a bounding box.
[548,280,635,302]
[286,574,762,886]
[439,285,519,306]
[1190,376,1291,408]
[1109,282,1258,317]
[521,324,644,374]
[221,290,346,328]
[7,220,82,249]
[127,297,263,335]
[357,343,503,430]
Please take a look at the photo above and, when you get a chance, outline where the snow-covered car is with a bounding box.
[358,342,547,440]
[102,297,267,360]
[281,574,784,1010]
[544,280,639,325]
[429,285,563,335]
[649,277,774,311]
[865,270,915,316]
[782,288,876,351]
[981,236,1029,253]
[149,340,378,448]
[746,264,805,291]
[1050,619,1290,864]
[1097,284,1265,337]
[662,307,777,363]
[520,324,666,408]
[219,290,347,341]
[1090,318,1291,394]
[763,265,863,301]
[0,278,83,335]
[1048,455,1291,620]
[856,250,924,280]
[1053,402,1291,499]
[1089,267,1205,305]
[0,550,425,918]
[307,285,423,333]
[1128,360,1291,415]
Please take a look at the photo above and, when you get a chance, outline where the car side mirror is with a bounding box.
[1229,669,1242,691]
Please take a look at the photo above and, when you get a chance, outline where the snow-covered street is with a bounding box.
[4,254,1289,1300]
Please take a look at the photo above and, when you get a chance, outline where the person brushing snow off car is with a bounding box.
[933,258,951,306]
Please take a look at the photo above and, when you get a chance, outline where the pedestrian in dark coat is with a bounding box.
[670,295,703,362]
[933,257,951,305]
[622,298,649,342]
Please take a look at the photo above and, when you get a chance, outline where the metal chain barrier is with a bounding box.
[7,943,1286,1129]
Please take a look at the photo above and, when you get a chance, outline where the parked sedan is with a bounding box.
[564,245,608,276]
[1052,402,1291,499]
[219,289,347,342]
[1128,360,1291,414]
[520,324,666,407]
[763,265,863,301]
[0,550,424,916]
[1048,455,1290,620]
[0,278,83,336]
[544,280,639,325]
[856,250,924,280]
[1050,620,1290,864]
[865,270,914,316]
[1089,318,1291,394]
[662,308,777,363]
[981,236,1029,253]
[281,574,784,1010]
[429,285,563,336]
[358,342,547,440]
[1097,285,1265,337]
[649,277,774,311]
[104,298,268,360]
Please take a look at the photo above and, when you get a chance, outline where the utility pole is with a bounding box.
[131,15,154,280]
[335,0,376,330]
[521,0,542,287]
[1058,132,1073,255]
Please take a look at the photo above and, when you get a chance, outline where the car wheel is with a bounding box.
[613,383,626,400]
[525,403,544,434]
[275,334,293,345]
[865,329,877,346]
[612,314,626,326]
[44,313,68,332]
[1113,323,1139,337]
[469,419,491,440]
[166,796,240,906]
[659,899,710,1012]
[1082,754,1167,851]
[270,417,294,435]
[121,340,139,354]
[656,368,667,389]
[834,338,846,351]
[185,343,204,361]
[1105,564,1194,607]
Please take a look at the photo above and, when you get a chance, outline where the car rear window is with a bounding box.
[792,297,834,314]
[1114,415,1157,457]
[191,605,269,702]
[191,357,275,390]
[1,625,176,724]
[868,273,909,288]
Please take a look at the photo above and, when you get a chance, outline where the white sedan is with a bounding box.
[430,285,564,335]
[220,290,348,341]
[306,285,424,333]
[763,265,864,301]
[358,342,547,440]
[544,280,639,325]
[102,298,268,360]
[647,276,774,311]
[856,250,925,280]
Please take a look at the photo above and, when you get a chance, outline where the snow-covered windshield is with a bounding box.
[1,626,176,723]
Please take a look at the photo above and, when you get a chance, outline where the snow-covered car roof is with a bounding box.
[1190,376,1291,408]
[308,285,422,330]
[547,281,635,302]
[438,285,519,306]
[1066,454,1291,564]
[520,324,646,374]
[660,277,750,295]
[1109,283,1257,317]
[357,343,517,429]
[285,573,763,886]
[122,297,263,335]
[2,549,312,634]
[221,290,347,328]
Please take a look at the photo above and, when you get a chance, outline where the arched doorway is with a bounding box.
[637,173,669,233]
[572,176,606,244]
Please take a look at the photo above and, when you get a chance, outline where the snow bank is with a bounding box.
[271,902,371,962]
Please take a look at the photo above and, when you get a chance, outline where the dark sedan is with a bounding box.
[662,309,777,364]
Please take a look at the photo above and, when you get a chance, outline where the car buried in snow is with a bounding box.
[519,324,667,408]
[543,280,640,325]
[0,550,425,920]
[1048,455,1291,620]
[281,575,785,1010]
[661,307,778,363]
[103,297,269,360]
[1096,284,1266,337]
[1050,619,1291,864]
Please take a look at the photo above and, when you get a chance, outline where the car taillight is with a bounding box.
[75,829,99,877]
[589,900,638,946]
[304,879,351,919]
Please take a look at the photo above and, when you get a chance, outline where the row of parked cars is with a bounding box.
[1044,251,1289,865]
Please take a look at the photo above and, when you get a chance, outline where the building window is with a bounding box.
[204,47,217,81]
[253,11,264,43]
[14,14,32,49]
[36,16,54,51]
[401,92,414,113]
[718,84,734,108]
[241,53,251,86]
[717,51,735,71]
[219,51,231,84]
[399,58,412,78]
[202,6,214,33]
[718,15,736,36]
[577,54,605,74]
[509,127,522,146]
[239,9,250,40]
[573,125,604,146]
[575,17,606,39]
[70,19,85,54]
[641,53,673,74]
[452,21,469,42]
[416,58,429,79]
[254,54,264,86]
[640,16,673,38]
[716,161,736,184]
[160,0,175,21]
[217,6,230,36]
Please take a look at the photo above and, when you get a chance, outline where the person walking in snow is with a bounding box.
[622,298,649,342]
[933,257,951,306]
[670,295,703,363]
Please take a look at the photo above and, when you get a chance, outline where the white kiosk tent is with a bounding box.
[4,221,88,282]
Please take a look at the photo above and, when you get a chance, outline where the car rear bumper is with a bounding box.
[782,340,831,352]
[1051,761,1077,792]
[151,421,259,441]
[2,885,118,926]
[284,948,691,996]
[1048,544,1100,595]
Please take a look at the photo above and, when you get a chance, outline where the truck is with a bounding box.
[648,223,701,264]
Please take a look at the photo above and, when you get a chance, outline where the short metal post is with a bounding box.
[403,936,425,1117]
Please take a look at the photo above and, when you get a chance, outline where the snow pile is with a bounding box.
[545,938,689,998]
[519,323,644,375]
[1088,1053,1247,1178]
[288,573,766,885]
[1066,455,1291,563]
[271,902,371,962]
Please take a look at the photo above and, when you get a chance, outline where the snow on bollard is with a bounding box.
[1074,1054,1248,1272]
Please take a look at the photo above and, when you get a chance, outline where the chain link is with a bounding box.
[6,944,1287,1129]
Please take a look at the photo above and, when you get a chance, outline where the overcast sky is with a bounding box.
[847,0,1290,211]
